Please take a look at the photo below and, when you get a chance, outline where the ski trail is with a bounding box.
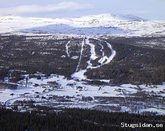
[72,38,87,80]
[88,39,116,69]
[72,38,116,81]
[66,40,71,57]
[98,43,105,58]
[86,38,106,69]
[104,41,116,64]
[97,42,107,65]
[86,38,98,61]
[75,39,85,72]
[98,42,107,64]
[98,39,116,65]
[85,38,98,68]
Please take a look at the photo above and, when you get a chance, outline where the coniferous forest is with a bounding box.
[0,108,165,131]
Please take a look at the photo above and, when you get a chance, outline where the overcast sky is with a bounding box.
[0,0,165,20]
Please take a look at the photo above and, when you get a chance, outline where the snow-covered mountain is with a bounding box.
[0,14,165,36]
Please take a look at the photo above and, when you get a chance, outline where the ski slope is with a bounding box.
[72,38,116,80]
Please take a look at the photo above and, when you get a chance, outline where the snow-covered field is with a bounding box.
[0,72,165,114]
[0,14,165,36]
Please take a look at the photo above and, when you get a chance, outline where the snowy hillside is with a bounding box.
[0,14,165,36]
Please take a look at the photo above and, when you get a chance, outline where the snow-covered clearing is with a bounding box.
[0,74,165,114]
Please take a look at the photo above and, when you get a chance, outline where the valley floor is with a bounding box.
[0,34,165,115]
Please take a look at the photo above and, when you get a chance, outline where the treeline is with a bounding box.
[0,108,165,131]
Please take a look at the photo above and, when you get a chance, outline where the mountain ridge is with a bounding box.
[0,13,165,36]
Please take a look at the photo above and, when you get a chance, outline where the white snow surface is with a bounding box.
[1,74,165,114]
[140,108,165,115]
[0,14,165,36]
[65,40,71,57]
